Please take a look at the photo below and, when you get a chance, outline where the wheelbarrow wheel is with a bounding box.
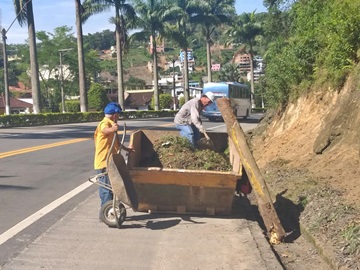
[100,201,127,228]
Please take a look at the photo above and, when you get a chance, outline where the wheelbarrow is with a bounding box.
[89,123,138,228]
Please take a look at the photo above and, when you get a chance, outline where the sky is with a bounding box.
[0,0,267,45]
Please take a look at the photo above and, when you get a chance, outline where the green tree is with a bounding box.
[152,93,173,109]
[83,30,116,50]
[83,0,136,111]
[125,76,146,89]
[75,0,88,112]
[32,27,101,111]
[131,0,168,111]
[13,0,42,113]
[260,1,294,107]
[263,0,360,108]
[191,0,235,82]
[313,0,360,86]
[178,95,185,107]
[0,60,24,95]
[84,30,116,50]
[163,0,197,102]
[221,49,236,64]
[87,83,109,111]
[65,100,81,112]
[85,49,103,82]
[35,27,77,110]
[159,93,173,109]
[226,11,262,108]
[218,62,241,82]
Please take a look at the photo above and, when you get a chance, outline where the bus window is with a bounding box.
[202,82,251,121]
[228,83,251,119]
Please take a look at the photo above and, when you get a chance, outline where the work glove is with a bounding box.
[199,126,206,134]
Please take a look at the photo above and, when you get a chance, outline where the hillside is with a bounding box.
[249,67,360,269]
[124,66,153,85]
[122,44,235,84]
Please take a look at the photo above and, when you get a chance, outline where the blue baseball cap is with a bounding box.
[104,102,122,114]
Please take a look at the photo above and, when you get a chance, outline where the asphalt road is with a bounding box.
[0,115,279,269]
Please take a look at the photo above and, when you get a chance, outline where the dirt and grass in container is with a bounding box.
[141,135,232,171]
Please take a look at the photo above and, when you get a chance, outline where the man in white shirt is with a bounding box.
[174,92,214,146]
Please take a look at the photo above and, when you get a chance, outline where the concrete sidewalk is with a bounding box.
[1,192,283,270]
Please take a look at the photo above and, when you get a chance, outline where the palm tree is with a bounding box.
[13,0,41,113]
[191,0,235,83]
[163,0,196,102]
[75,0,88,112]
[83,0,136,110]
[226,11,262,108]
[131,0,167,111]
[218,62,241,82]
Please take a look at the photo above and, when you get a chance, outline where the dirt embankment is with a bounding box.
[124,66,153,85]
[249,72,360,269]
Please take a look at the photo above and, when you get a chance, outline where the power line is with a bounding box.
[5,0,33,33]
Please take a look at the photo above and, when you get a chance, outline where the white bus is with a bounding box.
[202,82,251,121]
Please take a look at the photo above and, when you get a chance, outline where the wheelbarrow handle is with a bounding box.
[106,123,127,166]
[118,122,127,153]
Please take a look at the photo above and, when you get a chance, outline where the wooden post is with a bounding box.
[217,98,286,244]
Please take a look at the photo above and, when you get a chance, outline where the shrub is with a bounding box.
[179,96,185,108]
[88,83,109,111]
[151,93,174,110]
[65,100,80,112]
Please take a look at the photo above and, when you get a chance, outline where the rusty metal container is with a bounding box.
[127,130,240,215]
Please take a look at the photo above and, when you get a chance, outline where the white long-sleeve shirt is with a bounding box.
[174,98,204,130]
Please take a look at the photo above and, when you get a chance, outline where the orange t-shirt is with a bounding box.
[93,117,119,169]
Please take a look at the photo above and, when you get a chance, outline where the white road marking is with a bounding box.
[207,124,226,131]
[0,181,93,246]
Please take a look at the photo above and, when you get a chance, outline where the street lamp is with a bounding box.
[58,48,73,113]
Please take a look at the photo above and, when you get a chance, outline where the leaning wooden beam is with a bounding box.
[217,98,286,244]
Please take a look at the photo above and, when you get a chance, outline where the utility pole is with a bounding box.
[218,98,286,244]
[1,28,10,115]
[58,48,73,113]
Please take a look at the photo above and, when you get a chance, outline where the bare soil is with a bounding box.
[248,72,360,269]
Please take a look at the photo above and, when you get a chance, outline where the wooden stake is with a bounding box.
[217,98,286,244]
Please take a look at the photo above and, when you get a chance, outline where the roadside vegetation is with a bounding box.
[141,135,232,171]
[2,1,360,113]
[2,1,360,267]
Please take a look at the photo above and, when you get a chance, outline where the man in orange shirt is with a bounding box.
[94,102,133,217]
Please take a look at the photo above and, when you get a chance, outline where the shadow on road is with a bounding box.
[119,193,261,232]
[0,184,35,190]
[145,219,182,230]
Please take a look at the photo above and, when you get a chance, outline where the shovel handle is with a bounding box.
[203,131,210,140]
